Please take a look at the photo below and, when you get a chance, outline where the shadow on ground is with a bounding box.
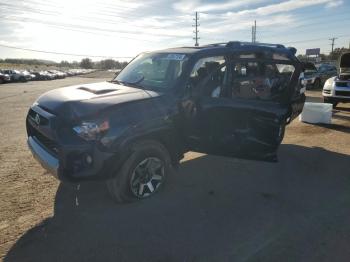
[5,145,350,262]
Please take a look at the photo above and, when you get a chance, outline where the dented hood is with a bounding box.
[36,81,161,119]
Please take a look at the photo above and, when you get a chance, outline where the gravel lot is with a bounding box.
[0,75,350,262]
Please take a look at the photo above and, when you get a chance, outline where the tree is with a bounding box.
[59,60,70,68]
[99,59,116,69]
[80,58,93,69]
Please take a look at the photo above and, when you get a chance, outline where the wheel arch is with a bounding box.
[116,128,186,168]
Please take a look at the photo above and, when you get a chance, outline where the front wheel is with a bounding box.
[324,97,338,108]
[106,140,171,203]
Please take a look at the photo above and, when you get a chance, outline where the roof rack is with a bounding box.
[226,41,285,48]
[201,43,228,47]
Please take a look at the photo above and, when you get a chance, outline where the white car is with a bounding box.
[323,52,350,108]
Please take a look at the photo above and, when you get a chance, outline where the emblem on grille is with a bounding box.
[34,114,41,125]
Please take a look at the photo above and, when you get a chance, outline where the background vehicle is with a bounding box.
[317,63,337,78]
[29,71,48,81]
[302,62,337,89]
[1,69,30,82]
[21,70,35,81]
[26,42,305,202]
[48,70,66,79]
[323,52,350,108]
[0,71,11,84]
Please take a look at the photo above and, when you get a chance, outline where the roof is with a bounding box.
[154,41,296,57]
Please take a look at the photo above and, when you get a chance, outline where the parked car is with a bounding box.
[0,71,11,84]
[21,70,35,81]
[317,63,337,77]
[30,71,49,81]
[26,41,305,202]
[323,52,350,108]
[301,62,337,89]
[48,70,66,79]
[1,69,31,82]
[40,71,55,80]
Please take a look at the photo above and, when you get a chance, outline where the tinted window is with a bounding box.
[230,62,295,100]
[189,56,227,97]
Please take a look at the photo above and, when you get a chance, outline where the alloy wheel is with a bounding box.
[130,157,165,198]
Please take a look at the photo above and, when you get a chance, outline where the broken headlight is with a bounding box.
[73,120,109,141]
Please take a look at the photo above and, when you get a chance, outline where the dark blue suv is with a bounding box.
[26,41,305,202]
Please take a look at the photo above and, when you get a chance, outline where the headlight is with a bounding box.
[73,120,109,141]
[324,78,334,89]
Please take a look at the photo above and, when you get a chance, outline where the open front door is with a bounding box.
[182,53,301,162]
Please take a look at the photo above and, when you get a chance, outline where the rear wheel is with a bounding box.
[106,140,171,203]
[0,78,3,84]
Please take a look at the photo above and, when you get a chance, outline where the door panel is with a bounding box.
[182,53,300,162]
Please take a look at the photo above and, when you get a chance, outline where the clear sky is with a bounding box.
[0,0,349,62]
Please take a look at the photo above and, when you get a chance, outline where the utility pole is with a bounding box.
[193,12,200,46]
[329,37,337,54]
[252,20,257,43]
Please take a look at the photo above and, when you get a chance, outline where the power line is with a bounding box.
[282,35,349,45]
[0,43,134,59]
[193,12,200,46]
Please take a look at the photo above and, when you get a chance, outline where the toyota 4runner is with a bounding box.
[27,41,305,202]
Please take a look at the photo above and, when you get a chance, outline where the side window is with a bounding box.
[189,56,226,97]
[231,62,295,100]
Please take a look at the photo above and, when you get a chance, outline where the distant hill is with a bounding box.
[0,58,57,65]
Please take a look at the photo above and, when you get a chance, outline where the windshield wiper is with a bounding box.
[111,75,145,89]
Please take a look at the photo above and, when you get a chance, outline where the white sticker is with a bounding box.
[166,54,186,60]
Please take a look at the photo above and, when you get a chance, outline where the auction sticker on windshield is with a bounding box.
[166,54,186,60]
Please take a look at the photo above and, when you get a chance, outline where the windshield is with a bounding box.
[114,52,188,90]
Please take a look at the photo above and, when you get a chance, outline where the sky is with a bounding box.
[0,0,349,62]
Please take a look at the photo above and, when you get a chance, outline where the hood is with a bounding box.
[36,81,161,119]
[340,52,350,68]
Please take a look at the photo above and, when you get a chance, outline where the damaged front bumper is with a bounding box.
[28,136,59,178]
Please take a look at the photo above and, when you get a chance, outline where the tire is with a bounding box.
[313,78,321,89]
[106,140,171,203]
[20,77,26,82]
[0,78,3,84]
[324,97,338,108]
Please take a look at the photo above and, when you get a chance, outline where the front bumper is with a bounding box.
[28,136,59,178]
[323,84,350,102]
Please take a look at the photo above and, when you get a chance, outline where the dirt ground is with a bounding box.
[0,75,349,261]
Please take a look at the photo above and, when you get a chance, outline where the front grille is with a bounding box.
[27,111,58,156]
[339,75,350,81]
[335,91,350,97]
[335,82,349,88]
[28,109,49,125]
